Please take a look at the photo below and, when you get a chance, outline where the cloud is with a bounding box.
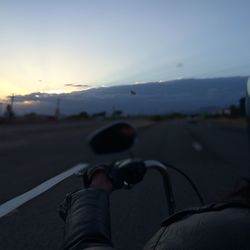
[133,81,147,85]
[13,92,57,103]
[6,77,246,116]
[64,83,91,88]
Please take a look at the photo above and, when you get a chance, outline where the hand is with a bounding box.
[90,170,113,192]
[83,160,146,191]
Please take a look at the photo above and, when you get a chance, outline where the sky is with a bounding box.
[0,0,250,101]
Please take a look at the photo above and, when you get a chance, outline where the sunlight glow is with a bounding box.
[0,1,249,101]
[133,81,146,85]
[43,89,66,95]
[22,100,37,105]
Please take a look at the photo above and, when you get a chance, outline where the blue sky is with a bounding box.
[0,0,250,99]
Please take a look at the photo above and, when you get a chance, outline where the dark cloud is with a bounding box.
[177,63,183,68]
[8,77,247,116]
[65,83,91,88]
[13,92,59,103]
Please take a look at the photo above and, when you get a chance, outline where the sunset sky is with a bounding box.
[0,0,250,100]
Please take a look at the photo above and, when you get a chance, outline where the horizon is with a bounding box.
[0,76,247,116]
[1,75,249,103]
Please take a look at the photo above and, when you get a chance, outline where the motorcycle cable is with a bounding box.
[160,161,205,206]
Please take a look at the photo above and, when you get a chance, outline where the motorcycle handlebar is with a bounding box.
[144,160,176,214]
[76,159,204,215]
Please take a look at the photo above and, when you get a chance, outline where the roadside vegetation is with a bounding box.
[0,97,247,126]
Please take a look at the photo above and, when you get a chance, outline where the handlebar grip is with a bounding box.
[112,159,146,186]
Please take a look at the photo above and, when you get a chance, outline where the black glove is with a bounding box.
[82,159,146,190]
[82,163,112,188]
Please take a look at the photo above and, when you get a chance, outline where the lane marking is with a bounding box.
[192,141,203,152]
[0,163,88,218]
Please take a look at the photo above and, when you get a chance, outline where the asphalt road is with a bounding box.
[0,119,249,250]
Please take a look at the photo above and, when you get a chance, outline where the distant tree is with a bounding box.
[112,110,123,117]
[227,97,246,118]
[229,105,240,118]
[67,111,89,120]
[92,111,106,118]
[79,111,89,118]
[239,97,246,116]
[23,112,46,122]
[4,104,15,121]
[24,112,37,118]
[151,115,165,121]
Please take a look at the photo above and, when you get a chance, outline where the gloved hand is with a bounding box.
[82,163,112,188]
[83,159,146,190]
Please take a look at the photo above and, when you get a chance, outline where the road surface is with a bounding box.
[0,119,249,250]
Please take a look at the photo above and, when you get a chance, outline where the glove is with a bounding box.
[82,159,146,190]
[82,163,112,188]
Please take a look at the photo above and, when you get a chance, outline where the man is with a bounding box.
[59,166,250,250]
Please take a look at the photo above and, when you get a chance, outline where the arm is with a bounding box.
[61,162,146,250]
[61,171,116,250]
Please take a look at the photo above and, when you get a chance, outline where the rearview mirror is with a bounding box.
[89,121,136,154]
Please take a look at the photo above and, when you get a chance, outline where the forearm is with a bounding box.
[62,188,114,250]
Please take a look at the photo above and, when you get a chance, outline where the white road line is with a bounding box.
[0,163,88,218]
[192,141,203,152]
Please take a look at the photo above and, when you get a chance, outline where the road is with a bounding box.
[0,119,249,250]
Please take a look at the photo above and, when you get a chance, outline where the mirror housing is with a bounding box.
[89,121,136,154]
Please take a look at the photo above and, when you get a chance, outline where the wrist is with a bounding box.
[90,171,113,192]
